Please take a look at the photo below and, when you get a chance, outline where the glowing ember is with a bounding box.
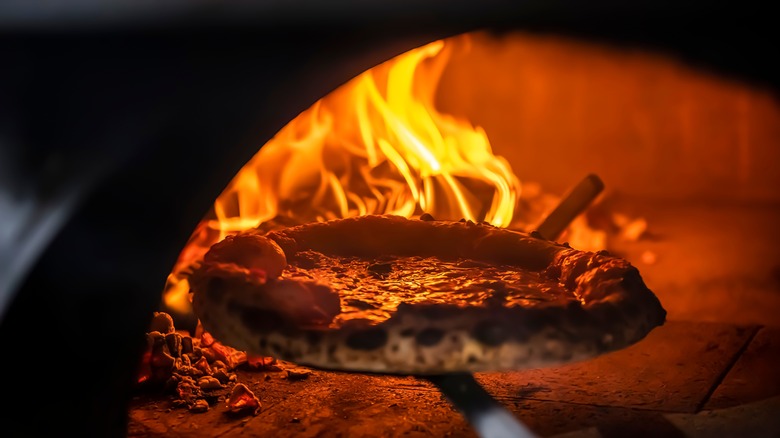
[164,39,522,314]
[226,383,261,416]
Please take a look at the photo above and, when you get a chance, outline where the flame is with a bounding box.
[164,39,522,314]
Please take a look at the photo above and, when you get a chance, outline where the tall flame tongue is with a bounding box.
[164,39,521,314]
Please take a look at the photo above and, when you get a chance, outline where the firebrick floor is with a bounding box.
[127,321,780,437]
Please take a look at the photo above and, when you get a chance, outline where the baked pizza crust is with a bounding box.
[189,215,666,374]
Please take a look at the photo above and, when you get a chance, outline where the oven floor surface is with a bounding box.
[128,200,780,437]
[127,321,780,437]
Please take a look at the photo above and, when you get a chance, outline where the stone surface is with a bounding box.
[704,327,780,410]
[474,321,757,412]
[667,396,780,438]
[132,377,766,438]
[545,397,780,438]
[127,321,766,437]
[129,375,692,438]
[128,371,473,438]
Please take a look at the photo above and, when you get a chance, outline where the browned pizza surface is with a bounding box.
[283,250,577,327]
[190,215,666,374]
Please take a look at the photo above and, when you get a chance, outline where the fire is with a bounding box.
[164,38,524,314]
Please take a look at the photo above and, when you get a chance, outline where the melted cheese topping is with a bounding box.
[281,250,577,327]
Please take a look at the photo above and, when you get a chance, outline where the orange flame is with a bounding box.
[164,39,522,314]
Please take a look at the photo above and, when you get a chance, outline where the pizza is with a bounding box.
[188,214,666,374]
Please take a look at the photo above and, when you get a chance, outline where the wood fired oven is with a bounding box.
[0,1,778,437]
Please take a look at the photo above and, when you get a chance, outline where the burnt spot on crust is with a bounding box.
[511,326,531,342]
[346,328,388,350]
[226,300,242,315]
[416,328,445,346]
[565,301,590,326]
[473,320,509,346]
[367,262,393,278]
[270,343,293,358]
[418,305,458,320]
[546,328,579,343]
[486,280,507,291]
[237,306,288,333]
[543,264,562,281]
[608,328,626,346]
[590,303,625,330]
[292,252,320,269]
[522,309,548,331]
[484,288,509,307]
[396,302,414,314]
[419,213,435,221]
[400,328,416,337]
[467,354,479,364]
[305,331,324,345]
[621,300,641,320]
[205,278,226,305]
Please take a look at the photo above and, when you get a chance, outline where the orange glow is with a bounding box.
[164,39,523,314]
